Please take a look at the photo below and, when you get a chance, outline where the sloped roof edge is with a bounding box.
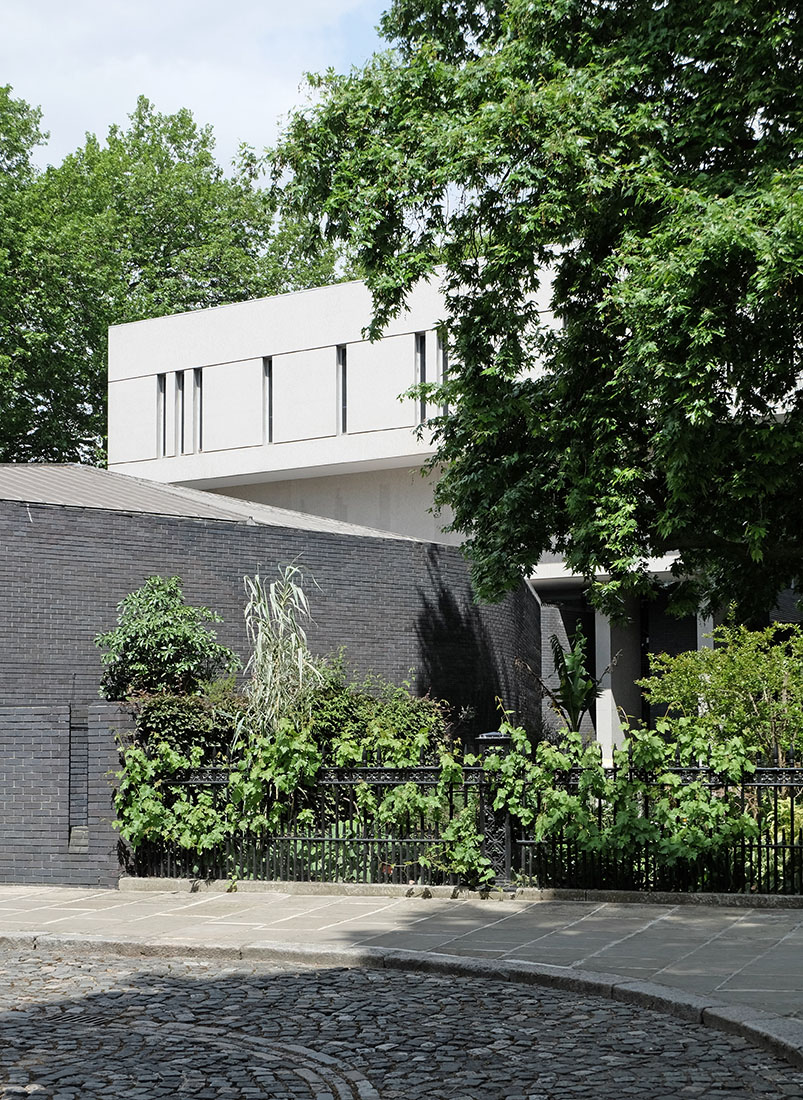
[0,464,422,543]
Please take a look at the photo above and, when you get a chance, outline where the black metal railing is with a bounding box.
[133,765,489,886]
[515,762,803,894]
[130,759,803,895]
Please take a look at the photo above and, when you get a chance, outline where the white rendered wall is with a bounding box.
[347,334,418,433]
[272,348,338,443]
[108,277,445,385]
[203,359,263,452]
[107,374,158,463]
[213,465,460,546]
[107,278,445,485]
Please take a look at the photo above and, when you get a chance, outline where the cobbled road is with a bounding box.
[0,949,802,1100]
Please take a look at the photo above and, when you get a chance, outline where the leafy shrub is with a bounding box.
[110,569,490,883]
[115,655,469,869]
[308,657,450,766]
[114,683,245,850]
[96,575,239,700]
[639,622,803,762]
[127,684,243,758]
[487,717,759,869]
[225,659,456,845]
[541,625,601,734]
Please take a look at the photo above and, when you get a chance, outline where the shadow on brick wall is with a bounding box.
[413,550,543,746]
[415,582,501,742]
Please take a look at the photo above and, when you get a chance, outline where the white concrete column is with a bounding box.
[594,609,622,765]
[697,614,715,650]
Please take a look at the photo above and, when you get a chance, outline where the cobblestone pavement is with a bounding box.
[1,950,803,1100]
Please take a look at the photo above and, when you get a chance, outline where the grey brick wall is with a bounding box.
[0,500,539,729]
[86,704,128,885]
[0,704,120,885]
[0,499,540,885]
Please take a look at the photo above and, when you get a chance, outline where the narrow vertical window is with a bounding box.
[415,333,427,423]
[263,357,273,443]
[193,368,203,452]
[176,371,186,454]
[438,334,449,417]
[156,373,166,457]
[337,345,347,434]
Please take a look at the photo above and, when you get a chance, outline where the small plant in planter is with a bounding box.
[541,625,606,734]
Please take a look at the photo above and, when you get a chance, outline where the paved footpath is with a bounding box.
[1,884,803,1098]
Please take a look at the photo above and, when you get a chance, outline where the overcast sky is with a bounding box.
[1,0,388,170]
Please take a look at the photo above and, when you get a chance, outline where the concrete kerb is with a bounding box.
[117,875,803,908]
[2,932,802,1070]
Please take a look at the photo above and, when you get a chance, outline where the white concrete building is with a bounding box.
[107,277,457,543]
[107,276,702,761]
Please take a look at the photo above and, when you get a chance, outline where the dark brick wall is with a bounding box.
[0,704,121,885]
[0,706,68,883]
[0,500,539,729]
[86,704,128,885]
[0,499,540,885]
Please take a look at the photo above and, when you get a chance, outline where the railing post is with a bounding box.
[476,731,513,886]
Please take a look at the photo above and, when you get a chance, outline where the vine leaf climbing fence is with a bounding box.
[518,763,803,895]
[130,760,803,896]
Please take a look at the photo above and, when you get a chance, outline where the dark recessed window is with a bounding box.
[337,345,347,434]
[176,371,186,454]
[263,357,273,443]
[156,373,166,456]
[193,368,203,452]
[415,333,427,423]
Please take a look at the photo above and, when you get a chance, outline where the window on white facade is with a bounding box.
[176,371,186,454]
[438,333,449,417]
[263,357,273,443]
[156,373,166,457]
[193,368,203,452]
[337,345,347,433]
[415,333,427,423]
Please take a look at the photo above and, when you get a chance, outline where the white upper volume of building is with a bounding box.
[107,277,459,540]
[108,277,444,478]
[107,274,556,542]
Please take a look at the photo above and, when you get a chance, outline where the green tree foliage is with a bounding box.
[275,0,803,619]
[0,88,47,455]
[95,575,239,700]
[640,622,803,763]
[0,91,342,463]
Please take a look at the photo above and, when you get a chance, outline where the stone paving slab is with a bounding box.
[0,884,800,1018]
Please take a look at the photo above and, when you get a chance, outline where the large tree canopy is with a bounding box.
[0,89,47,460]
[276,0,803,619]
[0,91,341,464]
